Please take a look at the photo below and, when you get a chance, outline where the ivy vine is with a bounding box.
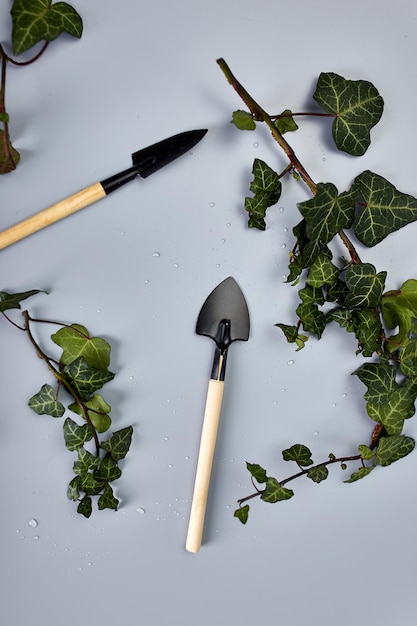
[216,58,417,524]
[1,290,133,518]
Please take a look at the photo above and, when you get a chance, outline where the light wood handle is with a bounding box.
[0,182,106,250]
[186,378,225,553]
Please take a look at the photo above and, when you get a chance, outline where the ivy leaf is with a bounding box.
[352,308,383,357]
[275,323,309,351]
[298,183,356,248]
[101,426,133,461]
[296,301,326,338]
[77,495,92,518]
[98,484,119,512]
[96,455,122,483]
[306,253,340,289]
[51,324,111,370]
[375,435,415,466]
[28,383,65,417]
[353,361,398,405]
[381,279,417,352]
[72,447,100,475]
[367,382,417,435]
[11,0,83,56]
[63,357,114,401]
[63,416,93,451]
[68,394,112,433]
[345,263,386,308]
[306,465,329,483]
[232,110,256,130]
[78,472,106,495]
[400,338,417,378]
[261,478,294,503]
[0,289,46,312]
[282,444,313,467]
[234,505,250,524]
[246,462,268,483]
[344,466,375,483]
[67,476,80,501]
[313,72,383,156]
[0,129,21,173]
[358,444,375,461]
[245,159,281,230]
[354,171,417,247]
[274,110,298,134]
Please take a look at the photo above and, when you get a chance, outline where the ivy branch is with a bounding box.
[1,289,133,519]
[217,59,417,524]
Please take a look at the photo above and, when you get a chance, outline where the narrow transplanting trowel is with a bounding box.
[186,277,250,553]
[0,128,207,250]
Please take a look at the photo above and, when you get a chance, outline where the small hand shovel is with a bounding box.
[186,277,250,553]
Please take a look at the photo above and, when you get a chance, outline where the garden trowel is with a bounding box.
[0,128,207,250]
[186,277,250,553]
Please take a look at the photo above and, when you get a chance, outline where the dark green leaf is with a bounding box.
[345,263,386,308]
[275,323,308,351]
[306,465,329,483]
[11,0,83,56]
[313,72,383,156]
[358,444,375,461]
[96,455,122,482]
[274,110,299,134]
[400,338,417,378]
[367,383,417,435]
[101,426,133,461]
[63,357,114,401]
[68,394,112,433]
[282,444,313,467]
[352,308,383,357]
[382,279,417,351]
[344,466,375,483]
[353,361,398,404]
[232,110,256,130]
[63,416,93,451]
[306,253,340,288]
[51,324,111,370]
[296,302,326,338]
[0,130,21,173]
[72,447,100,475]
[246,462,268,483]
[261,478,294,503]
[67,476,80,501]
[78,472,106,495]
[298,284,325,306]
[354,171,417,246]
[77,495,92,518]
[234,505,250,524]
[244,159,281,230]
[97,484,119,511]
[0,289,45,312]
[375,435,415,466]
[28,383,65,417]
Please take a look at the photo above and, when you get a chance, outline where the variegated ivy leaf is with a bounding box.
[63,416,93,451]
[101,426,133,461]
[344,263,387,308]
[28,384,65,417]
[51,324,111,370]
[245,159,281,230]
[375,435,415,467]
[366,384,417,435]
[282,444,313,467]
[306,465,329,483]
[306,253,340,288]
[354,171,417,246]
[344,466,375,483]
[353,361,398,405]
[11,0,83,56]
[313,72,383,156]
[260,478,294,503]
[98,484,119,512]
[63,357,114,401]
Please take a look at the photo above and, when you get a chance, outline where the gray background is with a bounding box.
[1,1,417,624]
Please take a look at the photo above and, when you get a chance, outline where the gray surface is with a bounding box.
[1,1,417,624]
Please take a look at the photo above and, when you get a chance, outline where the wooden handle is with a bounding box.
[186,378,225,553]
[0,182,106,250]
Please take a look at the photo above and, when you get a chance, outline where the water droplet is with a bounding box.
[208,201,216,207]
[281,243,287,249]
[163,436,169,442]
[279,206,285,213]
[168,464,173,468]
[287,360,294,367]
[136,507,146,515]
[144,279,150,284]
[220,238,226,244]
[96,308,102,314]
[185,456,190,461]
[314,431,320,436]
[173,263,179,268]
[28,518,38,528]
[152,252,160,258]
[215,264,221,268]
[226,222,231,228]
[283,227,288,233]
[253,141,259,148]
[322,156,326,161]
[129,375,134,380]
[332,402,337,408]
[342,393,348,398]
[33,535,39,541]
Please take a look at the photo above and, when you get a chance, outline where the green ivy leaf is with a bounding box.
[68,394,112,433]
[246,462,268,483]
[11,0,83,56]
[400,338,417,378]
[72,447,100,475]
[96,455,122,482]
[298,183,356,248]
[306,465,329,483]
[306,253,340,288]
[367,382,417,435]
[313,72,383,156]
[245,159,282,230]
[67,476,80,501]
[382,279,417,351]
[232,110,256,130]
[28,383,65,417]
[296,301,326,338]
[358,444,375,461]
[101,426,133,461]
[344,466,375,483]
[282,444,313,467]
[345,263,386,308]
[275,323,309,351]
[63,357,114,401]
[354,171,417,246]
[0,289,45,312]
[274,110,298,134]
[63,416,93,451]
[353,361,398,405]
[78,472,106,495]
[234,505,250,524]
[0,129,21,174]
[98,484,119,512]
[261,478,294,503]
[77,495,92,518]
[352,308,383,357]
[375,435,415,466]
[51,324,111,370]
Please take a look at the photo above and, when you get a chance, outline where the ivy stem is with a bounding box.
[0,44,16,172]
[21,310,101,456]
[237,453,363,506]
